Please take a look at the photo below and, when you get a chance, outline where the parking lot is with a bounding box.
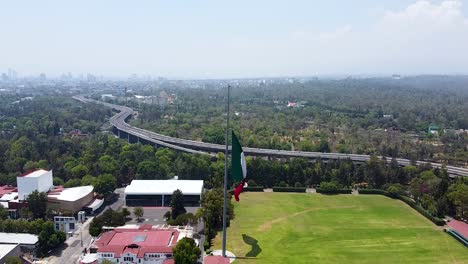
[126,206,200,225]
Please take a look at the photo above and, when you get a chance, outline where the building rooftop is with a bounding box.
[48,185,93,202]
[0,186,17,196]
[0,233,39,245]
[18,169,49,178]
[1,192,18,201]
[125,180,203,196]
[0,244,19,259]
[93,227,179,258]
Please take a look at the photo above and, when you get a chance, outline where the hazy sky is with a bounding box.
[1,0,468,78]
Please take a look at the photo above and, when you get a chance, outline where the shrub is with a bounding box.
[272,187,306,193]
[203,240,211,251]
[319,182,339,192]
[278,181,288,187]
[358,189,389,195]
[243,186,264,192]
[167,213,197,226]
[247,179,258,187]
[316,188,352,194]
[386,184,404,196]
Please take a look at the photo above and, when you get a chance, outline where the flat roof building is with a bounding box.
[0,244,21,263]
[0,232,38,255]
[47,186,95,214]
[124,180,203,207]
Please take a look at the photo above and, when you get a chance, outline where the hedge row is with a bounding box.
[316,188,352,194]
[359,189,445,226]
[397,194,445,226]
[358,189,388,195]
[244,187,264,192]
[272,187,307,193]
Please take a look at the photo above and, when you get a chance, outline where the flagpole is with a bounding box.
[222,85,231,257]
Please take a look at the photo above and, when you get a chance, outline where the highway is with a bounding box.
[73,95,468,177]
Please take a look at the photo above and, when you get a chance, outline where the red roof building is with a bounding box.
[0,186,17,196]
[91,226,179,263]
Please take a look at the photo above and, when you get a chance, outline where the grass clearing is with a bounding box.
[212,193,467,264]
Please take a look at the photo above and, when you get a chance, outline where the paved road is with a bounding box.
[43,188,125,264]
[45,217,93,264]
[72,95,468,178]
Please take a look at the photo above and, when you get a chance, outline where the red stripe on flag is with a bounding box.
[233,179,246,202]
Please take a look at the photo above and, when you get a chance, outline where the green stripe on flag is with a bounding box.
[231,131,245,183]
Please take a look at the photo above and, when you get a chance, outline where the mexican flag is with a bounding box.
[232,131,247,201]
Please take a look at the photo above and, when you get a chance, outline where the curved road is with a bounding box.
[73,95,468,177]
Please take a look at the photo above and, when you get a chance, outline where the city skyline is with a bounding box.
[1,0,468,78]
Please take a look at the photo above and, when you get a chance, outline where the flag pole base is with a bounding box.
[208,250,236,263]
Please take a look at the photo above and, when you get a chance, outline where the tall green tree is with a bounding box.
[94,174,117,198]
[173,237,201,264]
[170,189,187,220]
[133,207,144,220]
[26,191,48,219]
[200,189,234,240]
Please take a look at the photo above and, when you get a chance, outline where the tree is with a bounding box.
[200,189,234,240]
[98,155,119,174]
[81,175,97,186]
[53,177,65,186]
[0,204,8,220]
[26,191,47,219]
[121,208,131,219]
[64,178,81,188]
[136,160,160,179]
[170,189,186,220]
[89,209,126,237]
[447,182,468,218]
[173,237,201,264]
[5,256,22,264]
[133,207,144,220]
[94,174,117,198]
[70,164,89,178]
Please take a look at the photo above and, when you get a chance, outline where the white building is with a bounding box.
[54,216,76,233]
[17,169,53,200]
[125,180,203,207]
[0,233,39,253]
[0,244,21,263]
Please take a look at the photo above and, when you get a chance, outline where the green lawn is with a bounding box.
[212,193,467,264]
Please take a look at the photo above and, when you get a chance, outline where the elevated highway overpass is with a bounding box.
[73,95,468,178]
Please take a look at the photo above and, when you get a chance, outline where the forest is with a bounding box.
[130,77,468,166]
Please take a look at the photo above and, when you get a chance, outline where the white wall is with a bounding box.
[17,170,53,200]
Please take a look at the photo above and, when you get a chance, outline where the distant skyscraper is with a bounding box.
[39,73,47,81]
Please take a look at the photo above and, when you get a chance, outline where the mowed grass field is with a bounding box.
[212,193,467,264]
